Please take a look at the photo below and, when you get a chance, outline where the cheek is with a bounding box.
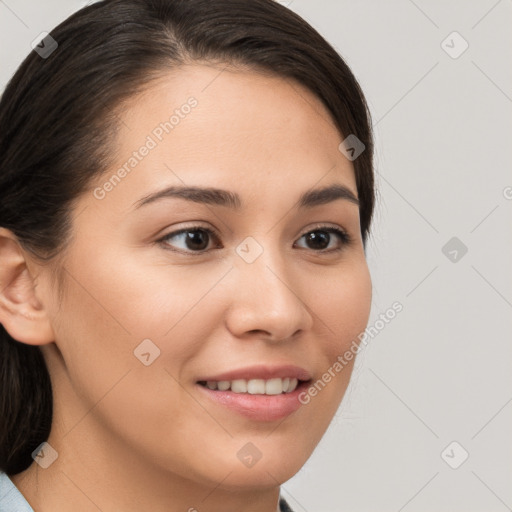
[52,250,229,394]
[302,259,372,411]
[317,259,372,355]
[82,246,231,339]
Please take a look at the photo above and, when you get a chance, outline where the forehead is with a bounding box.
[90,63,357,210]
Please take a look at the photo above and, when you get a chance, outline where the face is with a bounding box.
[36,64,372,490]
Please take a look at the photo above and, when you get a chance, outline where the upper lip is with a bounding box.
[197,364,312,382]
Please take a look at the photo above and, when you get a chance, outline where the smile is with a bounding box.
[198,377,300,395]
[196,378,312,422]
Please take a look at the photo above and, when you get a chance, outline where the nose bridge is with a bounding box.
[225,236,313,340]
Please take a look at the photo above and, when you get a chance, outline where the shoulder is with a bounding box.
[0,471,34,511]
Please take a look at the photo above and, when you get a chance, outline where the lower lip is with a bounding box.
[196,382,309,422]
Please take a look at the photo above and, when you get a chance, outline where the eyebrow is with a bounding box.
[132,183,359,210]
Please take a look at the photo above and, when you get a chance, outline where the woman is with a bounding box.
[0,0,375,510]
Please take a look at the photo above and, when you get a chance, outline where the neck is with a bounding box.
[11,427,282,512]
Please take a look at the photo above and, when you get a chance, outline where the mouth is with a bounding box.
[197,376,305,395]
[195,376,312,422]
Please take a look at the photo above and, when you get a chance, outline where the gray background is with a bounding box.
[1,1,511,511]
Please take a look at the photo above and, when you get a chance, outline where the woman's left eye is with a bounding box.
[157,225,351,254]
[294,226,351,252]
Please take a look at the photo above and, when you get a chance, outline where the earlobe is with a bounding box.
[0,227,55,346]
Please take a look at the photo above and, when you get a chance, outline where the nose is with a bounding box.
[224,250,314,343]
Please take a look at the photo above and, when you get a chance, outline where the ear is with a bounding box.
[0,227,55,345]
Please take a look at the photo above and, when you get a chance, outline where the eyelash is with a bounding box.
[156,223,353,255]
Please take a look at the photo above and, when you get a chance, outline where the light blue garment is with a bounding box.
[0,471,34,511]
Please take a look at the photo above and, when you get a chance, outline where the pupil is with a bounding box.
[186,230,209,250]
[306,231,329,250]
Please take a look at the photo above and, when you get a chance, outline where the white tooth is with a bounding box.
[231,379,248,393]
[217,380,231,391]
[209,377,298,395]
[247,379,266,394]
[265,378,284,395]
[286,378,298,393]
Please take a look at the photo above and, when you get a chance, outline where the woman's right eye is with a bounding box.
[157,227,220,254]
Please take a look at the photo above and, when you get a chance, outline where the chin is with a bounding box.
[211,458,305,490]
[171,440,311,491]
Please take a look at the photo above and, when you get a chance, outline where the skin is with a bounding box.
[0,64,372,512]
